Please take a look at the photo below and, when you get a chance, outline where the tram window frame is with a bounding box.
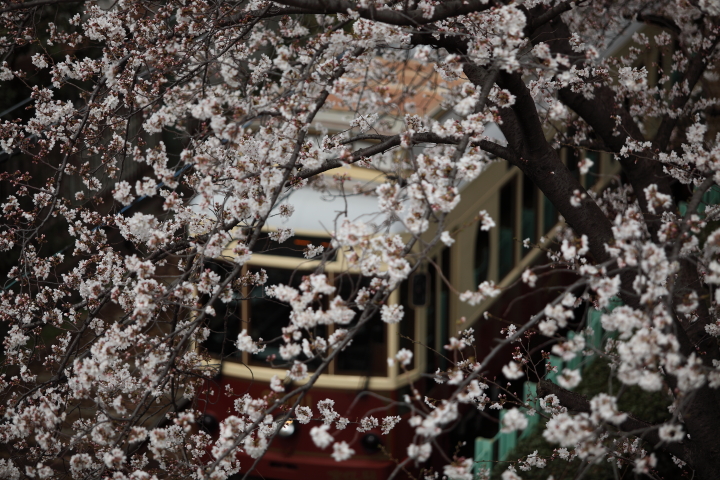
[543,193,558,233]
[204,293,243,360]
[425,260,438,375]
[255,234,334,260]
[200,260,244,360]
[474,227,490,286]
[333,273,388,377]
[202,264,329,372]
[498,178,516,279]
[245,266,329,371]
[584,150,601,189]
[442,249,451,347]
[203,247,424,383]
[521,173,538,249]
[565,147,582,184]
[394,280,417,371]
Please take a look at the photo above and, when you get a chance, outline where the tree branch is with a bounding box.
[297,131,461,179]
[475,139,518,163]
[524,0,579,36]
[653,36,720,151]
[464,65,617,266]
[530,13,674,239]
[636,13,681,34]
[271,0,493,26]
[0,0,83,14]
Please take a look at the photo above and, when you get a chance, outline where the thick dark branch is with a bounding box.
[297,132,458,179]
[271,0,493,26]
[636,13,681,34]
[218,7,315,27]
[410,31,468,54]
[464,65,616,265]
[669,178,720,362]
[264,6,314,16]
[339,133,393,144]
[533,14,720,375]
[496,71,552,156]
[653,37,720,151]
[475,139,518,162]
[537,379,593,414]
[312,135,400,175]
[560,84,675,238]
[529,13,674,239]
[537,380,691,464]
[524,0,577,36]
[0,0,83,13]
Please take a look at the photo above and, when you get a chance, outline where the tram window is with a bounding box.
[248,267,296,363]
[566,148,581,183]
[543,194,558,233]
[256,234,333,259]
[247,267,330,370]
[334,273,365,305]
[702,186,720,214]
[335,275,388,377]
[439,248,451,370]
[425,262,437,374]
[474,228,489,285]
[204,299,242,359]
[585,151,600,188]
[335,309,387,376]
[201,261,243,359]
[499,180,516,279]
[399,279,416,371]
[521,174,537,246]
[411,273,428,307]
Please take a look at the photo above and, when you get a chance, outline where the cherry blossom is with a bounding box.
[0,0,719,478]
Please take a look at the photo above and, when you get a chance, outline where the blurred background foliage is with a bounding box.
[489,360,687,480]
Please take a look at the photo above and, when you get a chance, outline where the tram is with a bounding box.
[194,139,617,479]
[181,15,679,478]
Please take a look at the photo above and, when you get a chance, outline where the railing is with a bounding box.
[473,302,618,476]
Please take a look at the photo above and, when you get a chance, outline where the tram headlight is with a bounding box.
[278,419,296,438]
[361,433,382,453]
[200,414,219,434]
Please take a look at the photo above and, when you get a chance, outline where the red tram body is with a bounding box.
[200,379,404,480]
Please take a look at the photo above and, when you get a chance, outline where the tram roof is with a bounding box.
[187,59,509,235]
